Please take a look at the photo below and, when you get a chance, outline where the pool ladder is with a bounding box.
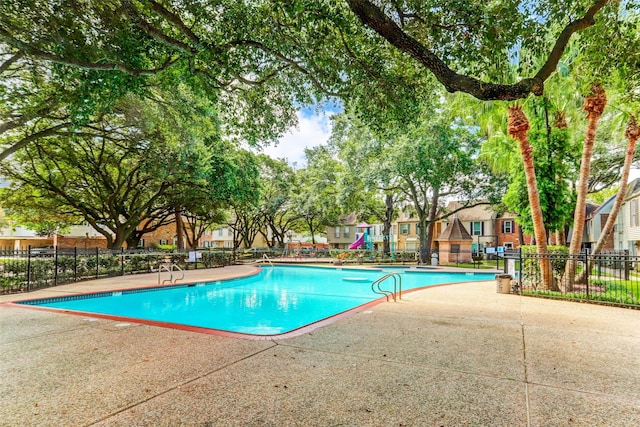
[158,263,185,285]
[371,272,402,302]
[261,254,273,266]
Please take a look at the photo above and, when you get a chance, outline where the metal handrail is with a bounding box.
[371,272,402,302]
[262,253,274,266]
[172,263,185,283]
[158,263,185,285]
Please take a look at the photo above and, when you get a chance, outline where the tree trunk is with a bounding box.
[508,105,553,290]
[564,85,607,290]
[175,207,185,250]
[576,116,639,282]
[420,189,440,263]
[383,193,394,255]
[518,225,526,247]
[126,233,142,249]
[109,232,127,250]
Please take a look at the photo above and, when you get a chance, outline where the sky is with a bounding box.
[257,103,340,168]
[253,102,640,189]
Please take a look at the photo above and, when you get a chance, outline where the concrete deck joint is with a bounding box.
[1,265,639,426]
[88,342,280,426]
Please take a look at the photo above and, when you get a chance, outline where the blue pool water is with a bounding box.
[19,266,494,336]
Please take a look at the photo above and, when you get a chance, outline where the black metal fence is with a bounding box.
[0,246,234,294]
[238,247,421,263]
[504,250,640,308]
[1,245,429,294]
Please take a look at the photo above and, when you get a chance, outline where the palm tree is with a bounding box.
[508,105,553,289]
[575,115,640,283]
[564,84,607,290]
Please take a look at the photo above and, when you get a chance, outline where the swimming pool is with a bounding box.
[16,266,494,337]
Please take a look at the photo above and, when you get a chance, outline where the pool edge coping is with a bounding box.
[1,265,496,340]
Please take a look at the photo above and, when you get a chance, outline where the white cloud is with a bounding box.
[258,109,332,167]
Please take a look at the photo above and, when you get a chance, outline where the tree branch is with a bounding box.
[122,1,196,55]
[0,96,59,136]
[142,0,202,48]
[0,51,22,73]
[346,0,609,101]
[534,0,609,82]
[223,39,344,97]
[0,26,179,76]
[0,123,71,162]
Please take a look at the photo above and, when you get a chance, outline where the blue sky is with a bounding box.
[259,102,342,167]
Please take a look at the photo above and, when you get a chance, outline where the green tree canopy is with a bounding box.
[3,0,636,164]
[253,155,299,248]
[0,91,254,249]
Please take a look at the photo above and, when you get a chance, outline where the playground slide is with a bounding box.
[348,233,365,250]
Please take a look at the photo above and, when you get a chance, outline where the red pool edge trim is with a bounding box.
[2,273,494,340]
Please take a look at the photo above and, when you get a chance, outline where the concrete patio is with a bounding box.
[1,265,639,426]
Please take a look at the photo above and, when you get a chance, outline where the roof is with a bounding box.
[587,194,616,219]
[624,178,640,201]
[585,202,599,218]
[337,213,358,226]
[442,201,496,221]
[436,217,473,242]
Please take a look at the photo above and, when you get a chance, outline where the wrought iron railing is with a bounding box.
[503,250,640,308]
[0,246,233,294]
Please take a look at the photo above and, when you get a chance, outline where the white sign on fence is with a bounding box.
[188,251,202,262]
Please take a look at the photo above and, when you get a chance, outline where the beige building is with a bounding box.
[0,218,107,251]
[326,213,358,249]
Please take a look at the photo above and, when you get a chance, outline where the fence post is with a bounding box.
[95,247,99,278]
[121,247,125,276]
[584,249,590,299]
[518,247,523,291]
[54,245,59,286]
[74,247,78,282]
[624,249,630,281]
[27,244,32,292]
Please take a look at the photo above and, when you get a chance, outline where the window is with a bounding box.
[504,242,514,249]
[502,220,514,234]
[204,241,210,247]
[160,239,168,245]
[218,229,224,236]
[400,223,410,235]
[334,226,340,238]
[137,239,145,248]
[471,221,483,236]
[343,227,350,238]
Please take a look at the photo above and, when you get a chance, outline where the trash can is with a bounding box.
[431,252,439,266]
[495,274,512,294]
